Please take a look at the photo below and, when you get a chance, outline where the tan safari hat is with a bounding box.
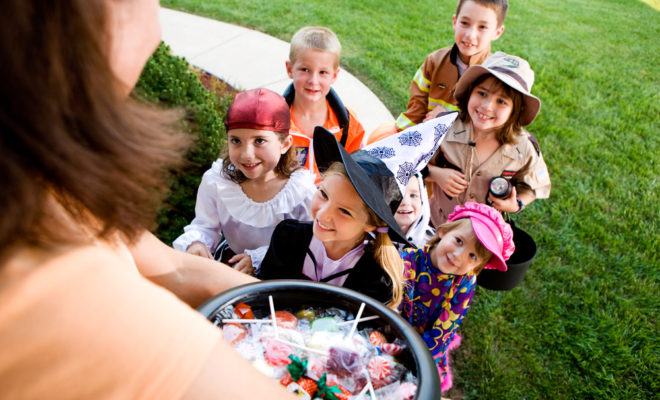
[454,52,541,126]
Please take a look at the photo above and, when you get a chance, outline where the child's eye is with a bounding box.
[255,138,266,144]
[229,137,240,145]
[339,208,352,217]
[497,98,509,106]
[479,25,487,30]
[410,193,419,199]
[318,189,328,199]
[469,253,478,261]
[477,90,487,97]
[455,237,463,246]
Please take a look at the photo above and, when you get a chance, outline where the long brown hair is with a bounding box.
[0,0,188,262]
[456,73,524,145]
[323,163,404,309]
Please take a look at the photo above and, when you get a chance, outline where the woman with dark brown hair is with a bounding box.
[0,1,295,398]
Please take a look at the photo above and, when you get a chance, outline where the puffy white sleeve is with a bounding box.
[172,163,224,252]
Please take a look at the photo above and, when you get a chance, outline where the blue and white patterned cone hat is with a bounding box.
[363,111,458,198]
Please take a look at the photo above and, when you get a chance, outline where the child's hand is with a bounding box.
[426,165,468,197]
[423,105,449,122]
[488,186,521,213]
[229,253,255,276]
[186,241,213,259]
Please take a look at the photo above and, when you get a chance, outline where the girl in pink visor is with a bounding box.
[398,201,514,393]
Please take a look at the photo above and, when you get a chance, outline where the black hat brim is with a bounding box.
[313,127,412,247]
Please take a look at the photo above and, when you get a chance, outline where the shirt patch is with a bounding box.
[537,168,547,179]
[501,170,517,177]
[295,147,308,167]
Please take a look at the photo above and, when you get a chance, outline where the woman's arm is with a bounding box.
[183,338,297,400]
[131,231,257,308]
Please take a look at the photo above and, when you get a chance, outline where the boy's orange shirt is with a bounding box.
[289,100,365,182]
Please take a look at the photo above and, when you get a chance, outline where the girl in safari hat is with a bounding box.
[426,52,551,226]
[399,201,515,392]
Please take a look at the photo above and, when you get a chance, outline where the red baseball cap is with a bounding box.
[225,88,290,133]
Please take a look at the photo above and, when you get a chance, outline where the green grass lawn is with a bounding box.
[155,0,659,398]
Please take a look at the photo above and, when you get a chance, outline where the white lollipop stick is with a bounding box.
[268,295,278,337]
[336,315,380,326]
[347,302,366,338]
[364,366,378,400]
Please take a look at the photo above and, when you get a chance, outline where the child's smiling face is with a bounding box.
[452,0,504,63]
[395,176,422,235]
[227,128,292,182]
[467,76,514,135]
[311,173,376,257]
[430,221,483,275]
[286,49,339,104]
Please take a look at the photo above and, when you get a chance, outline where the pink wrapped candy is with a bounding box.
[264,339,294,366]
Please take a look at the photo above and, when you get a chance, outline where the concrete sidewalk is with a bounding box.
[159,7,393,135]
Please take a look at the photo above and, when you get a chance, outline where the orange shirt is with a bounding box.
[289,100,365,182]
[0,244,220,399]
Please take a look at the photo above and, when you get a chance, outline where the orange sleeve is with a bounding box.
[343,107,365,152]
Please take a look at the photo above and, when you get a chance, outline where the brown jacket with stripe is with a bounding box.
[395,44,491,131]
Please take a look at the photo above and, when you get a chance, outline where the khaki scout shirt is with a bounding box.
[395,44,491,130]
[428,119,551,226]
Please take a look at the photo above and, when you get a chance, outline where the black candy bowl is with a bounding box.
[198,280,440,399]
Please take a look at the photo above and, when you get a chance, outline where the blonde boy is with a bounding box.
[367,0,507,144]
[283,26,365,179]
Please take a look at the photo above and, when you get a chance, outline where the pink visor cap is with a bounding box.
[447,202,515,271]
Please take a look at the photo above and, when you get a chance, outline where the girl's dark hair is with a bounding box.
[221,132,299,184]
[427,218,493,275]
[456,73,524,145]
[0,0,189,261]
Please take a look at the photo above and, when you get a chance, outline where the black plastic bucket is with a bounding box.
[198,280,440,399]
[476,222,536,290]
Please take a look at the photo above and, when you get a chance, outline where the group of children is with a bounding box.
[173,0,551,393]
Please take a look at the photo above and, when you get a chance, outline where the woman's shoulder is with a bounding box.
[0,243,221,399]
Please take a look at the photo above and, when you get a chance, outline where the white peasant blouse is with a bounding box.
[173,160,316,268]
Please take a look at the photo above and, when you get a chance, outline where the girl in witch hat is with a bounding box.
[258,113,458,308]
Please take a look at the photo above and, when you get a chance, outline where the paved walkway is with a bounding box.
[159,7,393,135]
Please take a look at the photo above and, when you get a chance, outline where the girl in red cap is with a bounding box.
[174,88,316,275]
[399,202,515,393]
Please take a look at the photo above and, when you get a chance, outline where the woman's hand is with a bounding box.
[229,253,254,275]
[186,241,213,259]
[426,165,468,198]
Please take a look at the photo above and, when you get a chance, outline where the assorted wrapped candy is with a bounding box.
[212,299,418,399]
